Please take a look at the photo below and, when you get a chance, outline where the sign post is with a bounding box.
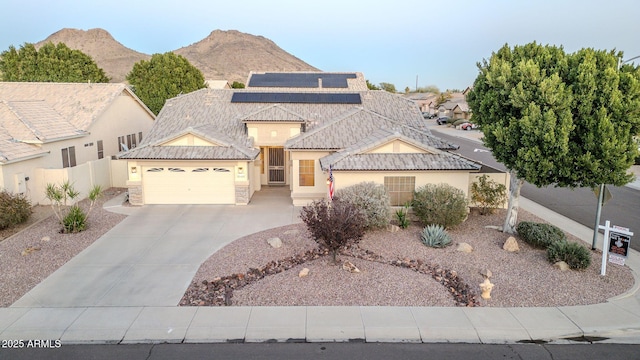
[599,220,633,276]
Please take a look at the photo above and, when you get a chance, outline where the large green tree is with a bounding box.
[126,52,206,115]
[467,43,640,234]
[0,42,109,82]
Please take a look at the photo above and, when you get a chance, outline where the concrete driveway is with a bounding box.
[11,187,300,308]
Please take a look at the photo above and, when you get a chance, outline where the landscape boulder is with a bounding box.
[554,261,570,271]
[267,237,283,248]
[456,242,473,253]
[299,268,310,277]
[503,236,520,252]
[342,260,361,273]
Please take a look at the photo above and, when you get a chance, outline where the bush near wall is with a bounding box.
[0,190,32,230]
[336,182,391,230]
[412,183,468,229]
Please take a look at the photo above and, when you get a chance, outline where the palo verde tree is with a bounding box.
[126,52,206,115]
[467,42,640,234]
[0,42,109,82]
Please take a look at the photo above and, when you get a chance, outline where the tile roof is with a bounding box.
[0,82,150,131]
[3,100,85,142]
[318,128,477,171]
[285,108,457,150]
[0,82,152,163]
[120,124,258,160]
[0,124,49,164]
[240,104,306,123]
[119,145,258,160]
[125,74,474,172]
[321,152,482,171]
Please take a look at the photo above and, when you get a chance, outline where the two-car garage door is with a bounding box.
[142,166,235,204]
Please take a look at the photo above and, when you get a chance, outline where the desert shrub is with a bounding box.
[420,224,452,248]
[395,203,410,229]
[412,183,468,228]
[336,182,390,230]
[62,205,87,233]
[45,181,102,233]
[0,190,32,230]
[516,221,566,249]
[300,197,366,263]
[470,175,507,215]
[547,241,591,270]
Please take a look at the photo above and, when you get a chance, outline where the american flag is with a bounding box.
[328,165,335,200]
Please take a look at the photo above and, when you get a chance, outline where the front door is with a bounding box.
[268,147,285,184]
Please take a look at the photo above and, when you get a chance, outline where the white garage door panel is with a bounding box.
[143,166,235,204]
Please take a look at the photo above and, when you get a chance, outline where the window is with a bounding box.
[61,146,76,168]
[97,140,104,159]
[118,133,138,151]
[138,132,143,143]
[299,160,315,186]
[384,176,415,206]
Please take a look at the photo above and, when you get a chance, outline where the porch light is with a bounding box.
[131,166,137,174]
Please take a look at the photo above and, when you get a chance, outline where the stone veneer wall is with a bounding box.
[127,183,143,206]
[235,185,250,205]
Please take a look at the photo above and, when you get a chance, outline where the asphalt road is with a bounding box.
[3,343,639,360]
[432,129,640,251]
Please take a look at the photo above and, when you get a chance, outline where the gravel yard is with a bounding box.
[186,209,634,308]
[0,193,634,308]
[0,189,127,307]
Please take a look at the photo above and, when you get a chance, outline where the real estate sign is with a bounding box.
[599,221,633,275]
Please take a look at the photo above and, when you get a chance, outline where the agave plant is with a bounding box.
[420,224,452,248]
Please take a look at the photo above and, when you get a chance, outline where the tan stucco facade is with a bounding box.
[247,122,301,147]
[289,150,331,206]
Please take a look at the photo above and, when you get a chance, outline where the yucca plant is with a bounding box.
[420,224,452,248]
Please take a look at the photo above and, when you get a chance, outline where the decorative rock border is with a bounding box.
[180,246,480,307]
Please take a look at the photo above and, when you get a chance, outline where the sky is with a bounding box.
[1,0,639,91]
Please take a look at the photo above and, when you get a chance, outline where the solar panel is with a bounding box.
[231,92,362,104]
[248,73,357,88]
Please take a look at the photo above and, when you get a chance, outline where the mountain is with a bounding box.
[35,28,319,84]
[36,28,150,83]
[173,30,319,84]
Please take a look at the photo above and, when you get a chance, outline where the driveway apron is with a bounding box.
[11,187,299,308]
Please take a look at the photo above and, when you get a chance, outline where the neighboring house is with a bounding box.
[403,92,438,114]
[0,82,155,204]
[437,93,471,120]
[120,72,490,206]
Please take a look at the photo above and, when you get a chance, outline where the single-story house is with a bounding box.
[120,72,488,206]
[437,98,471,120]
[0,82,155,204]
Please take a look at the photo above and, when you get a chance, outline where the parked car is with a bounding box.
[422,112,437,119]
[460,122,477,130]
[436,116,450,125]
